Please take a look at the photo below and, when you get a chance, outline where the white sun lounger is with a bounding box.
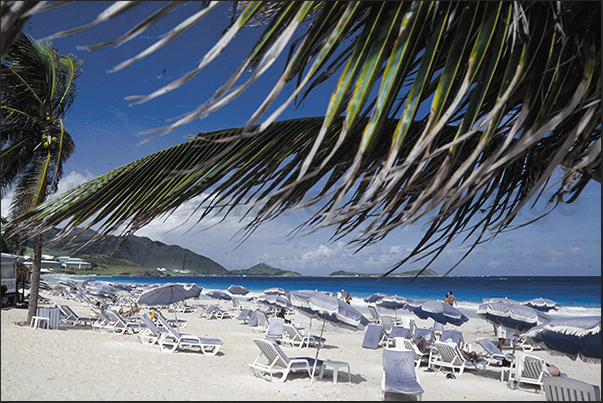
[249,338,324,382]
[156,315,223,355]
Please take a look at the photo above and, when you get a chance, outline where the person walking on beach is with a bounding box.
[447,291,457,306]
[345,291,352,304]
[338,289,345,300]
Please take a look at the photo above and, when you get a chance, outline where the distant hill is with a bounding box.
[35,227,229,275]
[329,269,441,277]
[230,263,302,277]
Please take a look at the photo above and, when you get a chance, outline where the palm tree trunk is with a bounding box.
[26,233,42,325]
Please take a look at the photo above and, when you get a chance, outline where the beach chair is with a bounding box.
[59,304,96,327]
[169,300,195,313]
[265,317,285,343]
[429,341,488,375]
[362,324,389,349]
[137,313,169,345]
[413,327,434,344]
[368,305,382,324]
[206,306,233,320]
[237,308,253,321]
[249,338,324,383]
[386,326,412,347]
[543,376,601,401]
[255,310,269,333]
[476,337,511,372]
[382,348,424,400]
[393,337,430,369]
[505,351,549,392]
[152,310,188,329]
[282,323,326,348]
[381,315,395,333]
[439,330,468,349]
[106,309,146,335]
[156,315,223,355]
[246,310,259,326]
[90,307,118,332]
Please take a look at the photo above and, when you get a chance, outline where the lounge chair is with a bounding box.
[429,341,488,375]
[543,376,601,401]
[381,315,395,333]
[137,313,169,345]
[394,337,430,369]
[246,310,259,326]
[206,306,233,320]
[169,301,195,313]
[249,338,324,382]
[156,315,223,355]
[265,317,285,343]
[152,310,188,329]
[255,310,269,333]
[439,330,468,349]
[362,324,388,349]
[505,351,549,392]
[382,348,424,400]
[282,323,326,348]
[387,326,412,347]
[59,304,96,327]
[90,307,118,332]
[106,309,146,335]
[237,309,253,321]
[368,305,382,324]
[413,327,434,344]
[476,337,511,371]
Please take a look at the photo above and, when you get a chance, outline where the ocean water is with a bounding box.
[46,274,601,320]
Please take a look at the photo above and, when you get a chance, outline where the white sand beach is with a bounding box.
[2,295,600,401]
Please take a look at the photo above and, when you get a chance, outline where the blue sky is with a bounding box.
[3,2,600,276]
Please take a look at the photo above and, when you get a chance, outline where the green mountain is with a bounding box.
[35,227,229,275]
[329,269,441,277]
[230,263,301,277]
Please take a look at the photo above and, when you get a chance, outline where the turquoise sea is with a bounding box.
[44,275,601,320]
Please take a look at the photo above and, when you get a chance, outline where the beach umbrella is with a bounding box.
[137,282,203,306]
[288,289,369,382]
[206,290,233,301]
[58,279,77,288]
[524,316,601,364]
[363,293,389,303]
[256,293,292,309]
[476,302,551,333]
[263,287,288,296]
[520,297,562,312]
[227,285,250,296]
[375,295,411,322]
[482,297,521,305]
[84,282,118,301]
[404,299,469,326]
[111,283,134,292]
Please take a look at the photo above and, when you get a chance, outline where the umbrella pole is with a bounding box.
[310,319,327,383]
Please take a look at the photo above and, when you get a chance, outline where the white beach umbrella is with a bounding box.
[520,297,562,312]
[137,283,203,306]
[404,299,469,326]
[288,289,369,382]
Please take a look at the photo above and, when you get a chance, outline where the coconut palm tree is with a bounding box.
[2,2,600,277]
[1,32,82,323]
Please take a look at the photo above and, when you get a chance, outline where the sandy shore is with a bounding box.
[2,295,600,401]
